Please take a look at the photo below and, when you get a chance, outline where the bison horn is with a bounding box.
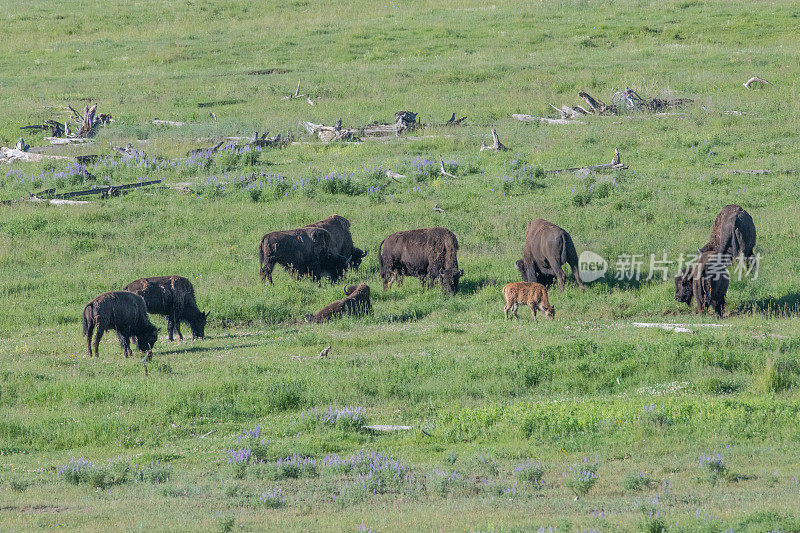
[344,285,356,296]
[204,311,211,318]
[345,255,352,266]
[697,248,701,255]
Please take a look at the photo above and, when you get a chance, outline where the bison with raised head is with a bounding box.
[124,275,209,341]
[515,219,584,292]
[308,284,372,323]
[675,251,730,318]
[699,204,756,264]
[259,227,348,285]
[305,215,367,270]
[82,291,159,359]
[378,227,462,293]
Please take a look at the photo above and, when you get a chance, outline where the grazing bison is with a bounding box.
[674,251,730,318]
[516,219,584,292]
[305,215,367,270]
[378,227,463,293]
[307,284,372,323]
[124,276,209,341]
[502,282,555,321]
[259,227,348,285]
[82,291,159,359]
[699,204,756,264]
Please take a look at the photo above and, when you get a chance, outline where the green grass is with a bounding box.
[2,0,800,530]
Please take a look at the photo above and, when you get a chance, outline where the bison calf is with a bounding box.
[124,275,208,341]
[674,251,730,318]
[82,291,159,358]
[308,284,372,323]
[502,282,555,320]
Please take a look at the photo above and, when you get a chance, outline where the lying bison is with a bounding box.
[305,215,367,270]
[515,219,584,292]
[675,251,730,318]
[259,227,348,285]
[124,276,209,341]
[699,204,756,264]
[307,284,372,323]
[378,227,462,293]
[82,291,159,359]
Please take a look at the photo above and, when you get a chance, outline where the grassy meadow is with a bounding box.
[2,0,800,530]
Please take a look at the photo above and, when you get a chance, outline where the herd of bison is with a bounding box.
[82,206,756,361]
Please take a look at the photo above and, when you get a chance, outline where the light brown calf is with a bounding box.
[502,282,555,321]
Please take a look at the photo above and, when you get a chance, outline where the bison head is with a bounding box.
[674,270,694,305]
[190,311,209,339]
[349,247,368,270]
[514,260,526,280]
[441,268,463,294]
[544,306,556,319]
[135,324,159,353]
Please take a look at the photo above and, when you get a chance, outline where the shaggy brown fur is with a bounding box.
[516,219,584,292]
[82,291,159,358]
[674,251,730,318]
[378,227,462,293]
[502,282,556,320]
[308,284,372,323]
[124,275,208,341]
[699,204,756,264]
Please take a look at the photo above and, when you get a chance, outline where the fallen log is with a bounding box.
[579,91,611,114]
[545,147,628,174]
[480,129,507,152]
[50,179,162,199]
[186,141,224,158]
[439,160,456,178]
[152,119,185,127]
[512,114,583,125]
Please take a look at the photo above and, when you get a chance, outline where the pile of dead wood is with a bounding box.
[301,111,466,142]
[516,88,692,124]
[21,103,113,138]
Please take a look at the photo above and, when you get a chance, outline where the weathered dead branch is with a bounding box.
[282,78,315,105]
[186,141,224,158]
[444,113,467,126]
[480,129,507,152]
[439,160,456,178]
[22,103,112,139]
[300,121,360,142]
[743,76,772,90]
[545,147,628,174]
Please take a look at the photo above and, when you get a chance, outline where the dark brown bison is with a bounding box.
[82,291,159,359]
[378,227,462,293]
[304,214,367,270]
[699,204,756,264]
[515,219,584,292]
[675,251,730,318]
[259,227,348,285]
[124,276,208,341]
[307,284,372,323]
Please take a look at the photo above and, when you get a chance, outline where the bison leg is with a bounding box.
[512,303,519,319]
[93,326,105,358]
[86,320,95,357]
[116,331,129,357]
[504,303,511,320]
[554,266,566,293]
[173,310,183,341]
[531,305,538,321]
[166,317,175,342]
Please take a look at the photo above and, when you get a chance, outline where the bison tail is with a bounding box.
[82,304,92,336]
[732,227,744,259]
[377,238,385,271]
